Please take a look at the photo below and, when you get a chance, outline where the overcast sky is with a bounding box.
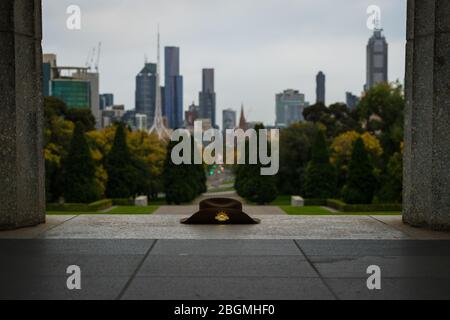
[43,0,407,126]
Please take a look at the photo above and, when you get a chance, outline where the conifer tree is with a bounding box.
[342,137,377,204]
[63,122,100,203]
[304,130,337,199]
[105,124,137,199]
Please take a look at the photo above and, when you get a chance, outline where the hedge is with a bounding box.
[46,199,113,212]
[112,198,134,206]
[326,199,402,212]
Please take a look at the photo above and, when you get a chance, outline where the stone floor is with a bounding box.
[1,212,450,240]
[1,212,450,300]
[1,239,450,300]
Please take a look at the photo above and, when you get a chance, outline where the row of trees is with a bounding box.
[236,82,404,205]
[45,97,191,204]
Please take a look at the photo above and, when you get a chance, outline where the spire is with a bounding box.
[149,26,170,140]
[239,104,247,130]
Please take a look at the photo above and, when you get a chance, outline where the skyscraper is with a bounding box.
[222,108,236,131]
[100,93,114,110]
[164,46,183,129]
[275,89,306,127]
[316,71,326,105]
[199,68,217,128]
[346,92,360,111]
[135,62,157,127]
[365,28,388,90]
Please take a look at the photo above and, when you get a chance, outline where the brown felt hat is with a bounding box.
[181,198,260,225]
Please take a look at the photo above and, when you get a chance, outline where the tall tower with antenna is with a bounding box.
[149,28,170,140]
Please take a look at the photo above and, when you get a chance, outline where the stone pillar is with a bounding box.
[404,0,450,230]
[0,0,45,230]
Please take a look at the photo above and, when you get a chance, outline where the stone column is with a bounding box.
[0,0,45,230]
[404,0,450,230]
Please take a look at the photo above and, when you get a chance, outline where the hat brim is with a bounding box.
[181,208,260,225]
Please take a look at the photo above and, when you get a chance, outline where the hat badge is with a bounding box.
[215,211,230,223]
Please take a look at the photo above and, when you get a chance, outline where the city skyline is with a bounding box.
[42,0,407,126]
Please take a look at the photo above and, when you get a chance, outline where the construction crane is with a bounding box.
[85,47,95,69]
[95,42,102,72]
[84,42,102,72]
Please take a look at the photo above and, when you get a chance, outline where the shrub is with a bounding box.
[112,198,134,206]
[304,199,327,206]
[46,199,112,212]
[326,199,402,212]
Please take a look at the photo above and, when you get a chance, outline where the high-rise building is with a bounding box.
[199,68,217,128]
[51,78,91,109]
[275,89,306,127]
[100,93,114,110]
[73,70,101,129]
[366,28,388,90]
[185,102,200,128]
[164,46,183,129]
[316,71,326,104]
[222,108,236,131]
[135,62,157,127]
[346,92,360,111]
[42,54,57,97]
[135,114,148,131]
[42,55,101,128]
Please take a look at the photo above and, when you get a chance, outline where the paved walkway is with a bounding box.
[2,206,450,300]
[1,213,449,240]
[1,239,450,300]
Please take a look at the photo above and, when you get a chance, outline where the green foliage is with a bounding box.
[111,198,135,206]
[235,124,278,204]
[163,138,206,205]
[105,124,138,199]
[277,122,317,195]
[304,131,337,199]
[359,82,404,160]
[342,138,377,204]
[327,199,402,212]
[62,123,100,203]
[377,151,403,203]
[46,200,111,212]
[65,109,96,132]
[303,102,359,138]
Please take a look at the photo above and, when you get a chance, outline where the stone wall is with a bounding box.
[403,0,450,230]
[0,0,45,230]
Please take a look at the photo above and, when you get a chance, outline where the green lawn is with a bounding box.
[47,205,159,215]
[280,206,333,215]
[280,205,401,216]
[208,186,235,193]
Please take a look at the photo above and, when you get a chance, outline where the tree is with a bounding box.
[277,122,318,195]
[342,138,377,204]
[331,131,383,190]
[44,97,74,202]
[104,124,138,199]
[303,102,359,139]
[304,131,337,199]
[377,144,403,203]
[163,139,205,205]
[62,122,100,203]
[235,124,278,204]
[358,82,404,160]
[66,108,96,132]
